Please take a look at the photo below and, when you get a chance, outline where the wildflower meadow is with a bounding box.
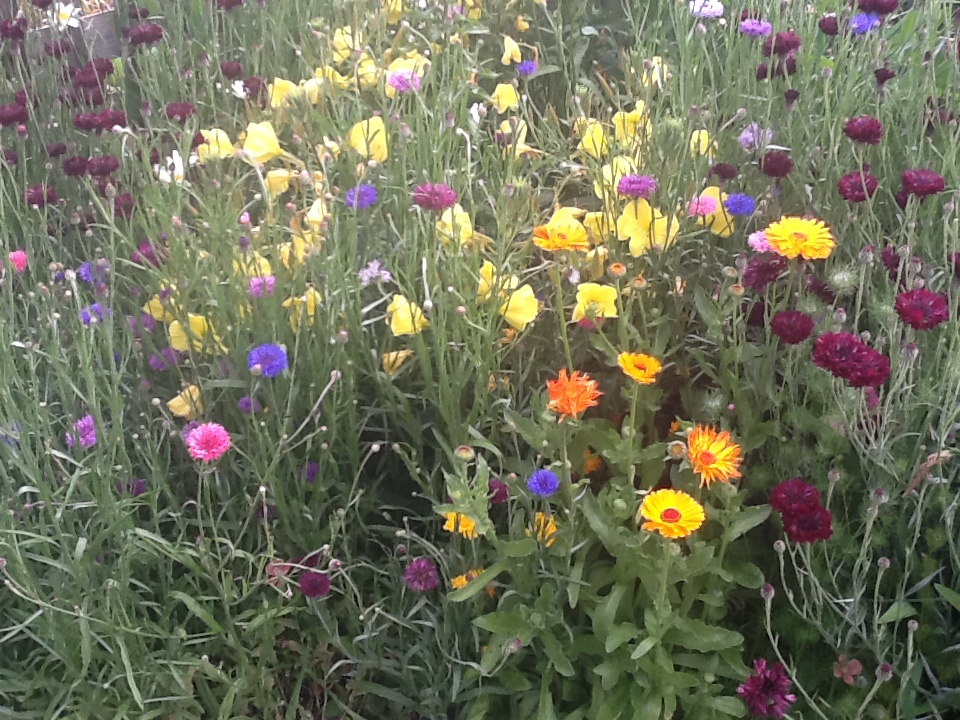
[1,0,960,717]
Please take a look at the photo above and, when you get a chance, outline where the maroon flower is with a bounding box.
[128,6,150,19]
[812,332,868,378]
[770,310,814,344]
[843,115,884,145]
[131,238,166,267]
[755,63,769,81]
[710,162,738,180]
[412,182,458,212]
[0,19,28,42]
[217,0,244,8]
[770,478,821,516]
[242,76,268,105]
[403,557,440,592]
[113,192,135,219]
[772,56,797,78]
[762,31,802,58]
[62,156,90,177]
[127,23,164,46]
[746,300,767,327]
[761,151,793,178]
[880,246,901,279]
[784,89,800,109]
[895,289,949,330]
[901,169,945,198]
[0,103,28,127]
[44,38,74,58]
[220,60,243,79]
[805,275,837,304]
[3,149,18,166]
[858,0,898,14]
[837,170,879,203]
[488,478,509,504]
[737,659,797,718]
[25,184,57,208]
[165,102,196,124]
[846,348,890,388]
[743,254,787,292]
[87,155,120,177]
[950,252,960,280]
[783,505,833,543]
[73,112,102,132]
[818,14,839,35]
[874,68,896,87]
[31,0,54,7]
[99,109,127,129]
[299,570,331,598]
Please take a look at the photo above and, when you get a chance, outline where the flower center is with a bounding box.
[789,231,808,243]
[660,508,682,523]
[698,450,716,466]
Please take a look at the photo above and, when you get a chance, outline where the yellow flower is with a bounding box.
[242,121,283,165]
[617,352,662,385]
[571,283,619,322]
[640,56,670,91]
[450,567,487,590]
[491,83,520,113]
[583,210,616,244]
[463,0,482,20]
[764,217,835,260]
[577,119,608,160]
[594,155,637,201]
[478,260,518,302]
[498,118,540,158]
[143,291,177,323]
[264,169,295,196]
[383,0,403,24]
[501,35,521,64]
[617,199,679,256]
[386,295,429,336]
[331,27,361,64]
[268,77,301,108]
[686,425,743,488]
[233,251,272,277]
[167,385,202,420]
[382,349,414,376]
[197,129,234,162]
[689,129,715,160]
[168,314,225,354]
[314,65,352,90]
[515,15,530,32]
[526,512,558,547]
[443,512,479,539]
[283,287,322,330]
[533,207,590,253]
[638,489,705,539]
[612,102,650,145]
[306,198,329,232]
[499,284,538,331]
[695,185,735,237]
[583,245,608,281]
[436,204,490,249]
[355,53,381,89]
[346,116,388,163]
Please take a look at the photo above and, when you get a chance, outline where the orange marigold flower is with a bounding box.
[546,369,602,420]
[686,425,742,487]
[443,512,480,539]
[617,352,663,385]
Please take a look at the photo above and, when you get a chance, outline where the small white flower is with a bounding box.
[154,151,196,186]
[230,80,248,99]
[52,2,81,30]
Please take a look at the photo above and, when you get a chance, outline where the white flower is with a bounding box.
[52,2,81,30]
[230,80,248,99]
[154,151,196,186]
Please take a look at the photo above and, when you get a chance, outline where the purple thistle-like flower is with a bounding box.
[386,69,422,94]
[116,478,148,496]
[488,478,509,504]
[237,396,262,414]
[80,303,111,326]
[148,347,180,371]
[739,19,773,36]
[247,343,288,378]
[737,659,797,718]
[403,557,440,592]
[299,570,331,598]
[412,182,458,212]
[303,461,320,483]
[344,183,378,210]
[359,259,393,287]
[517,60,538,77]
[527,469,560,497]
[617,174,657,198]
[850,12,881,34]
[66,414,97,449]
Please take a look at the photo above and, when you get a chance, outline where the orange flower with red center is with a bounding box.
[686,425,742,487]
[546,369,602,420]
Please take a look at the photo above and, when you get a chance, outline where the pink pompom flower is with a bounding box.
[185,422,232,462]
[8,250,27,273]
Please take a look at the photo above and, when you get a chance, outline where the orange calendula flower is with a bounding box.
[532,211,590,253]
[583,448,603,475]
[686,425,743,487]
[546,369,602,420]
[638,488,705,538]
[450,568,496,597]
[617,352,663,385]
[443,512,480,539]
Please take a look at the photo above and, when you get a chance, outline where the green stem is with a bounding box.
[551,265,574,370]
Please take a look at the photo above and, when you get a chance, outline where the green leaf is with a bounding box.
[663,618,743,652]
[630,636,658,660]
[170,591,225,634]
[568,554,585,609]
[878,601,916,624]
[449,563,506,602]
[116,636,144,709]
[498,538,538,558]
[705,696,747,717]
[724,505,772,542]
[541,631,575,677]
[466,696,491,720]
[473,611,527,636]
[604,623,639,653]
[537,671,558,720]
[694,288,724,331]
[725,561,765,589]
[935,584,960,613]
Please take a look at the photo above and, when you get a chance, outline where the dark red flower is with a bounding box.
[805,275,836,304]
[761,150,793,178]
[874,68,896,87]
[87,57,115,77]
[299,570,331,598]
[818,14,839,35]
[812,332,868,378]
[783,505,833,543]
[44,38,73,58]
[127,23,164,46]
[87,155,120,177]
[165,102,196,123]
[737,659,797,717]
[771,310,814,344]
[62,156,90,176]
[3,149,18,166]
[895,289,949,330]
[242,76,268,105]
[756,63,769,81]
[745,300,767,327]
[99,109,127,129]
[113,192,135,219]
[843,115,884,145]
[772,56,797,78]
[770,478,821,516]
[128,6,150,19]
[79,87,104,107]
[762,31,802,57]
[217,0,244,9]
[710,162,738,180]
[894,187,910,209]
[846,348,890,388]
[901,169,945,198]
[0,19,28,42]
[45,142,67,157]
[31,0,54,7]
[784,89,800,108]
[858,0,898,14]
[880,246,901,279]
[0,103,28,127]
[743,254,787,292]
[220,60,243,79]
[14,89,35,108]
[25,184,57,208]
[951,252,960,280]
[837,170,879,202]
[73,112,102,132]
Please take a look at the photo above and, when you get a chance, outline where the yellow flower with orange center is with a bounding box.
[686,425,743,487]
[638,488,705,539]
[764,217,835,260]
[617,352,663,385]
[546,369,602,420]
[443,512,479,539]
[532,213,590,253]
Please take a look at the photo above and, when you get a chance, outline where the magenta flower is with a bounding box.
[66,415,97,449]
[737,659,797,718]
[403,557,440,592]
[895,289,949,330]
[185,423,231,462]
[412,182,458,212]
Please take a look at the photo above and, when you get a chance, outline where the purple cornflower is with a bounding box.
[66,414,97,449]
[737,659,797,718]
[617,174,657,198]
[77,260,109,284]
[724,193,756,216]
[739,19,772,36]
[517,60,538,77]
[738,123,774,151]
[247,275,276,298]
[237,396,262,414]
[526,468,560,497]
[80,303,111,325]
[386,70,422,94]
[403,557,440,592]
[116,478,148,496]
[247,343,287,378]
[359,259,392,287]
[344,183,378,210]
[148,348,180,371]
[488,478,509,504]
[850,13,880,34]
[412,182,458,211]
[303,461,320,483]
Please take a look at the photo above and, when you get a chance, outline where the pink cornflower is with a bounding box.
[185,422,232,462]
[748,231,771,252]
[387,70,421,94]
[247,275,276,297]
[737,659,797,718]
[8,249,27,273]
[412,182,458,212]
[686,194,719,217]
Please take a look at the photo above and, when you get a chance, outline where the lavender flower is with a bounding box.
[80,303,111,325]
[237,396,262,414]
[247,275,276,298]
[386,70,422,94]
[359,259,392,287]
[689,0,724,18]
[739,19,772,36]
[66,415,97,449]
[738,122,774,151]
[850,13,881,34]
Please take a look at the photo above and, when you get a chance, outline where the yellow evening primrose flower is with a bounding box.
[498,118,540,158]
[617,199,679,256]
[167,385,202,420]
[526,511,558,547]
[356,52,382,89]
[306,197,329,232]
[612,102,650,146]
[689,129,716,160]
[571,283,619,322]
[331,27,361,64]
[315,65,352,90]
[583,210,616,244]
[386,295,429,336]
[640,56,671,91]
[346,116,388,163]
[577,119,608,160]
[143,292,177,323]
[234,251,272,278]
[197,129,234,162]
[268,77,301,108]
[242,121,283,165]
[501,35,521,65]
[499,284,538,331]
[478,260,519,302]
[384,0,403,24]
[436,204,491,249]
[382,349,413,376]
[168,314,225,354]
[491,83,519,113]
[264,169,295,196]
[594,155,637,201]
[463,0,482,20]
[696,185,735,237]
[283,287,322,330]
[279,236,313,270]
[583,245,609,281]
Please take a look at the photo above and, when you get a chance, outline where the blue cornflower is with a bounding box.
[344,183,378,210]
[237,395,262,414]
[517,60,538,77]
[849,13,880,35]
[724,193,756,216]
[526,468,560,497]
[80,303,111,325]
[247,343,288,378]
[77,259,110,285]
